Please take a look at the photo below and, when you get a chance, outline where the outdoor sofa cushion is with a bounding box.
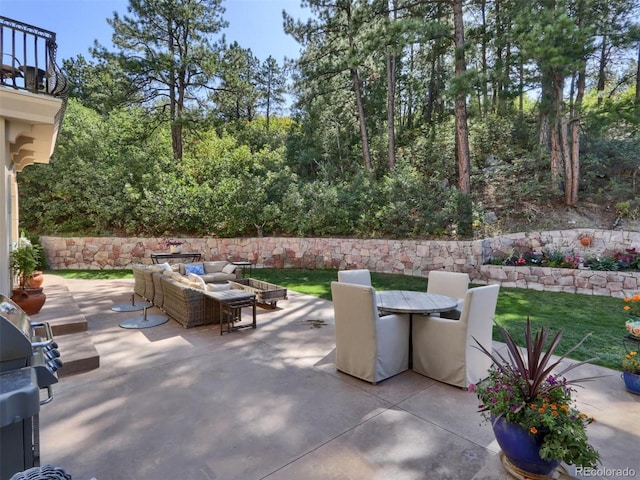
[184,264,205,275]
[204,261,229,273]
[222,263,236,274]
[177,261,236,283]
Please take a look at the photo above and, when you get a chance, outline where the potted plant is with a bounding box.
[470,319,600,478]
[623,293,640,339]
[622,349,640,395]
[162,238,184,254]
[9,234,46,315]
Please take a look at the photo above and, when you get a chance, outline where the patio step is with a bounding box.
[56,331,100,377]
[30,276,88,336]
[44,314,88,336]
[28,274,99,377]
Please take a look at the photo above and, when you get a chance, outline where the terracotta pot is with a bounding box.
[580,236,591,246]
[26,270,44,288]
[11,287,47,315]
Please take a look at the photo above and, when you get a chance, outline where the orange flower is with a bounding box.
[552,411,558,417]
[538,408,545,414]
[551,403,558,410]
[624,305,631,311]
[530,427,538,434]
[578,413,587,419]
[633,294,640,301]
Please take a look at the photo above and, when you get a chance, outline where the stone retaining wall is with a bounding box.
[40,228,640,298]
[478,265,639,297]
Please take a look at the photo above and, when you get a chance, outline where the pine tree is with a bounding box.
[98,0,227,160]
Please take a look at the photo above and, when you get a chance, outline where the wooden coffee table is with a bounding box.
[229,278,287,309]
[204,289,257,335]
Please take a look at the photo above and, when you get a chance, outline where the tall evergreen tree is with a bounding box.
[214,42,261,122]
[515,0,595,204]
[96,0,227,160]
[452,0,472,195]
[256,56,288,130]
[285,0,374,170]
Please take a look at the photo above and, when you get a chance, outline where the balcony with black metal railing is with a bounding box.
[0,16,68,97]
[0,16,70,175]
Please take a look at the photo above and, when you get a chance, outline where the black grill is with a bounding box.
[0,294,61,479]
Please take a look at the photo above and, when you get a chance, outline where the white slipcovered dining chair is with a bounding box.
[331,281,410,384]
[427,270,470,319]
[337,269,372,286]
[412,284,500,388]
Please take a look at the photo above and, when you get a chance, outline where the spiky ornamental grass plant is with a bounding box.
[471,319,601,468]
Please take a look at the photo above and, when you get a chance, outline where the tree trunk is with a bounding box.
[596,33,608,105]
[452,0,471,194]
[561,119,571,203]
[480,0,488,117]
[425,53,437,125]
[171,124,183,161]
[266,82,272,131]
[352,67,372,170]
[549,72,564,187]
[636,44,640,100]
[518,55,524,114]
[406,44,414,129]
[168,30,183,161]
[567,58,586,207]
[387,51,396,170]
[386,0,398,170]
[345,0,371,170]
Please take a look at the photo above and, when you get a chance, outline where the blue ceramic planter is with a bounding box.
[491,415,559,477]
[623,371,640,395]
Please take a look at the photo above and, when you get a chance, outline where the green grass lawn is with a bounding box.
[48,268,631,370]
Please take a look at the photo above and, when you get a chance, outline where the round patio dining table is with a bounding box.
[376,290,458,369]
[376,290,458,316]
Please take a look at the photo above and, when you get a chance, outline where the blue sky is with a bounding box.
[0,0,306,64]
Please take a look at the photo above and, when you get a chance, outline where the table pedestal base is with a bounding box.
[112,294,153,312]
[119,307,168,329]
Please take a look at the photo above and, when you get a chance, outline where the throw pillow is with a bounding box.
[188,274,207,290]
[184,264,205,275]
[222,264,236,274]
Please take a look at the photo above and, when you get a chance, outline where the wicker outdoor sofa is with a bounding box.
[132,261,238,328]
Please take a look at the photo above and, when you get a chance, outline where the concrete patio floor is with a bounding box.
[30,274,639,480]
